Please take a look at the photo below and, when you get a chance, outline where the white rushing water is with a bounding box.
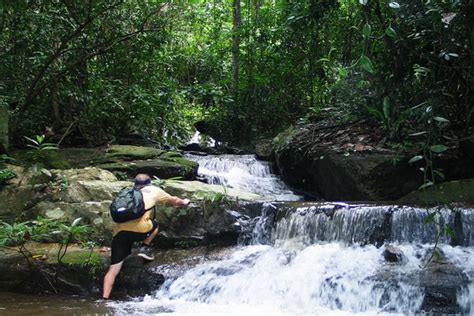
[108,153,474,315]
[110,240,474,315]
[186,154,301,201]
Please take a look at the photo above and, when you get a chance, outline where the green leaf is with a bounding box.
[434,169,445,179]
[360,55,374,73]
[423,212,436,224]
[444,224,456,240]
[408,155,423,164]
[24,136,39,146]
[389,1,400,9]
[362,24,371,38]
[419,181,434,190]
[72,217,82,227]
[409,131,428,137]
[430,144,448,153]
[385,25,396,38]
[40,168,52,177]
[432,249,441,260]
[433,116,450,123]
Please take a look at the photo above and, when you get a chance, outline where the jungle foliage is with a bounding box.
[1,0,472,147]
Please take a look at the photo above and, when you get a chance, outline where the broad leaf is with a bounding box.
[408,155,423,164]
[444,224,456,240]
[362,24,371,38]
[423,212,436,224]
[433,116,449,123]
[360,55,374,73]
[389,2,400,9]
[385,25,396,38]
[419,181,434,190]
[72,217,83,227]
[430,144,448,153]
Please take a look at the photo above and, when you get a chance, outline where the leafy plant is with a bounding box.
[0,216,93,263]
[21,135,59,185]
[0,154,16,186]
[152,176,183,188]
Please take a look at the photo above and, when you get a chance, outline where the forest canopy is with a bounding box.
[1,0,472,148]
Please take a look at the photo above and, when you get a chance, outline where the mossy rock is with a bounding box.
[98,158,198,180]
[159,151,183,159]
[399,179,474,205]
[104,145,165,161]
[59,250,105,267]
[162,180,269,201]
[10,149,70,169]
[58,148,105,168]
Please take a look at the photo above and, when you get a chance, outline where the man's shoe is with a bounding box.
[137,244,155,261]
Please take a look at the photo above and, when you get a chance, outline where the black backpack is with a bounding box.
[110,187,146,223]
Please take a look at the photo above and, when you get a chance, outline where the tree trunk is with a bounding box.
[467,0,474,91]
[232,0,241,103]
[0,103,8,153]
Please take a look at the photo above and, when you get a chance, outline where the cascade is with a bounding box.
[108,154,474,315]
[186,154,301,201]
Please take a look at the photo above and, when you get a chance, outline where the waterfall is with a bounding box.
[186,154,302,201]
[108,152,474,315]
[109,202,474,315]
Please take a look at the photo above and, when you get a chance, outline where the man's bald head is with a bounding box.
[134,174,151,189]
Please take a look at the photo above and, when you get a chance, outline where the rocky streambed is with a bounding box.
[1,144,474,314]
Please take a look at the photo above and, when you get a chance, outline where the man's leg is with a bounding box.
[103,261,123,299]
[143,227,158,245]
[138,225,158,261]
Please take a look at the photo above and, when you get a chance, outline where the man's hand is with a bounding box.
[168,196,191,207]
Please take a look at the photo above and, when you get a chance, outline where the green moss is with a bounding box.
[105,145,164,161]
[272,126,295,149]
[399,179,474,205]
[159,151,183,159]
[162,157,198,169]
[60,250,104,266]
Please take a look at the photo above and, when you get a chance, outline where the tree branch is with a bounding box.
[21,1,124,112]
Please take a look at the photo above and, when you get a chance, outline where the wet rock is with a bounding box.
[114,256,165,298]
[382,245,405,263]
[98,157,198,180]
[419,254,469,314]
[0,243,166,298]
[179,143,208,152]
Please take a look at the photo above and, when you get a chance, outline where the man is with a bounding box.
[102,173,190,299]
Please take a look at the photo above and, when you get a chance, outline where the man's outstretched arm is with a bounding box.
[166,196,190,207]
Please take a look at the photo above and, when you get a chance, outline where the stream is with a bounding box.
[1,154,474,315]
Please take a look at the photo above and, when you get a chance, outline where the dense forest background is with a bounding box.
[1,0,473,149]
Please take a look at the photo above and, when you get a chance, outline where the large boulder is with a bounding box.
[98,158,198,180]
[273,123,474,201]
[0,242,164,298]
[104,145,165,161]
[94,145,199,180]
[0,166,268,246]
[0,103,8,153]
